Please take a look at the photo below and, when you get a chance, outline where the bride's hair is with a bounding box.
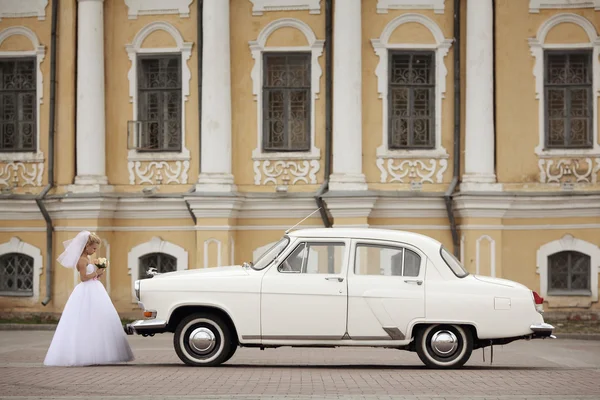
[87,232,101,247]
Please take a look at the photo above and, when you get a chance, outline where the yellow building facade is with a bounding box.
[0,0,599,318]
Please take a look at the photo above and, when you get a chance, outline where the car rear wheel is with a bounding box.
[174,313,233,367]
[415,324,473,369]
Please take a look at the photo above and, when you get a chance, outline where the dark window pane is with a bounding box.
[262,53,310,152]
[388,52,435,149]
[544,51,592,149]
[0,253,34,295]
[0,59,37,152]
[548,251,591,294]
[139,252,177,280]
[137,55,182,152]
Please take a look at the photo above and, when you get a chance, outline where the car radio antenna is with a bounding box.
[285,207,322,234]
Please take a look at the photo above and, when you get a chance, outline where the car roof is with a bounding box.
[287,227,443,249]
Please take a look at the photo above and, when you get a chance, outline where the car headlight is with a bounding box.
[134,280,140,301]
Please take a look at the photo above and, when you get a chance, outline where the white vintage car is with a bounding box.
[125,228,554,369]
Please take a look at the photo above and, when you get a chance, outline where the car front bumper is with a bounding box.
[124,319,168,336]
[530,323,556,339]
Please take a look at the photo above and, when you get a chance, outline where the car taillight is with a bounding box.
[532,290,544,313]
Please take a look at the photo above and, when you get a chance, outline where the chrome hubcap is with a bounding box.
[430,330,458,357]
[189,327,216,355]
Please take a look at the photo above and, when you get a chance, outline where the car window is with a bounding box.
[354,244,421,277]
[278,242,345,274]
[440,246,469,278]
[252,237,290,270]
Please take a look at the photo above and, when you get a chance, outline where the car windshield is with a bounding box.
[251,236,290,271]
[440,245,469,278]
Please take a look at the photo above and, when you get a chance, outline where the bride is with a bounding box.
[43,230,134,366]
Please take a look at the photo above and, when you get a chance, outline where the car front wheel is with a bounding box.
[174,313,233,366]
[415,324,473,369]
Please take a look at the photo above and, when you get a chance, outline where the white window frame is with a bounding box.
[536,234,600,303]
[0,26,45,163]
[529,0,600,13]
[249,0,322,15]
[127,236,188,302]
[0,237,43,302]
[249,18,324,162]
[528,13,600,158]
[125,21,193,164]
[376,0,445,14]
[371,13,452,161]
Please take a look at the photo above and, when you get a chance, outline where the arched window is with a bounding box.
[138,252,177,280]
[0,252,34,296]
[548,251,591,295]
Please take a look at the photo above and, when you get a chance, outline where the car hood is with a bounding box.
[151,265,249,279]
[472,275,528,289]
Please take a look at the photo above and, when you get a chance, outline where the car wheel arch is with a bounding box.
[409,322,479,345]
[168,304,240,346]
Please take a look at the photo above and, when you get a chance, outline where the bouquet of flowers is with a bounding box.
[94,257,109,269]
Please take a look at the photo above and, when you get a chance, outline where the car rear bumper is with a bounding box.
[530,323,556,339]
[124,319,168,336]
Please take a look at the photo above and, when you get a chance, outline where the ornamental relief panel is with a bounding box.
[0,162,44,188]
[376,158,447,184]
[127,160,190,185]
[253,159,320,186]
[538,158,600,184]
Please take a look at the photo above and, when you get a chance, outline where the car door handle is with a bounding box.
[404,279,423,285]
[325,277,344,282]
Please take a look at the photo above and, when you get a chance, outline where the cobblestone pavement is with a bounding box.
[0,331,599,400]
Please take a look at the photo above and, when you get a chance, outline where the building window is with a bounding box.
[0,58,36,152]
[0,252,34,296]
[544,50,593,149]
[548,251,591,295]
[138,252,177,279]
[388,51,435,150]
[137,55,182,152]
[262,52,311,152]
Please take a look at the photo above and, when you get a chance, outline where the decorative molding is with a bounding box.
[0,26,46,164]
[536,234,600,304]
[253,160,320,186]
[460,234,465,264]
[0,237,43,302]
[475,235,496,277]
[127,160,190,185]
[125,21,193,170]
[0,0,48,21]
[203,238,222,269]
[371,14,452,162]
[0,162,44,188]
[127,236,188,301]
[529,0,600,13]
[249,0,322,15]
[376,158,447,184]
[538,158,600,184]
[249,18,323,165]
[124,0,193,19]
[529,13,600,158]
[377,0,445,14]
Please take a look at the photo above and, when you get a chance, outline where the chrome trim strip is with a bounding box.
[383,327,406,340]
[530,323,554,333]
[241,334,400,341]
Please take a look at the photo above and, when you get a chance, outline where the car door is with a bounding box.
[260,238,350,340]
[346,239,426,341]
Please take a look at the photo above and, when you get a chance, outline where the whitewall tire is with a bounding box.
[174,313,233,367]
[415,324,473,369]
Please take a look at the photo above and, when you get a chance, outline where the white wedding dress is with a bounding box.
[43,264,134,366]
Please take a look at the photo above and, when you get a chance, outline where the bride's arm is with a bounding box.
[77,258,98,282]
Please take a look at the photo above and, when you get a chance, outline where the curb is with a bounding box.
[0,324,57,331]
[0,324,599,340]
